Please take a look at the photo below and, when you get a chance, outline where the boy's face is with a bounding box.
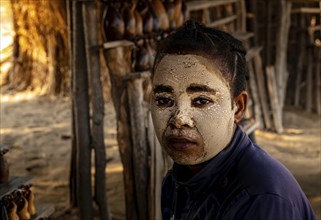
[151,54,236,165]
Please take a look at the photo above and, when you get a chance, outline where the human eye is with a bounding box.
[192,96,214,107]
[155,96,174,107]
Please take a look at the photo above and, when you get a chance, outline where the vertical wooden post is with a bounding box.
[305,46,313,113]
[127,77,149,220]
[148,113,171,220]
[266,66,283,133]
[239,0,246,32]
[266,0,272,66]
[67,0,78,208]
[72,1,93,219]
[275,0,292,113]
[294,14,306,107]
[253,53,272,129]
[247,60,262,127]
[103,44,139,220]
[316,48,321,115]
[83,1,110,219]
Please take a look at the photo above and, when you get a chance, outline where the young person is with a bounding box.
[150,20,316,220]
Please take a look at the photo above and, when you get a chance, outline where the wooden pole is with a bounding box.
[266,66,284,133]
[294,14,306,107]
[147,113,171,220]
[253,53,272,129]
[275,0,292,114]
[316,48,321,115]
[128,77,149,220]
[305,46,313,113]
[103,45,139,220]
[247,60,262,127]
[67,0,78,208]
[83,1,110,219]
[72,1,93,219]
[266,0,272,66]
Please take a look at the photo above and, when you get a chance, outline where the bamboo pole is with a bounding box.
[72,1,93,219]
[83,1,110,219]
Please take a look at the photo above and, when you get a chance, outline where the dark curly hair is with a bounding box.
[152,20,249,98]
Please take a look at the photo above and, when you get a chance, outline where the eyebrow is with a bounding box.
[187,84,217,94]
[153,85,174,94]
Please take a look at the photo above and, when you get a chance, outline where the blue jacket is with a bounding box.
[161,126,316,220]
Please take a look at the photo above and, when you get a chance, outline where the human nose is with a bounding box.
[169,105,194,128]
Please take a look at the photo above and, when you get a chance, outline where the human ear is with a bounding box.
[234,91,248,124]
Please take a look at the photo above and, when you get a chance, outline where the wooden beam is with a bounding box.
[207,15,238,28]
[186,0,240,12]
[308,25,321,32]
[287,0,320,2]
[103,40,134,49]
[245,46,262,62]
[291,7,321,14]
[233,32,254,42]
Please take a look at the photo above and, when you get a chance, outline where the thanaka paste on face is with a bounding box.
[151,54,236,165]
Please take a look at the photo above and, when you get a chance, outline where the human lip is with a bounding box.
[165,135,198,150]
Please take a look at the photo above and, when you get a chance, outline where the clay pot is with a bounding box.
[0,149,9,184]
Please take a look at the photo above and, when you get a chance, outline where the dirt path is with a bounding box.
[0,92,320,219]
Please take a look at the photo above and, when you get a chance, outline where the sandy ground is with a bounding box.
[0,91,320,219]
